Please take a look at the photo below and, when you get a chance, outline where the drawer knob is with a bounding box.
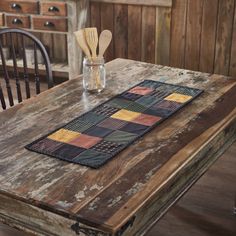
[12,18,23,25]
[48,6,59,12]
[44,21,55,27]
[11,3,21,10]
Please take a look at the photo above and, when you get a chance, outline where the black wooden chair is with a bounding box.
[0,28,53,110]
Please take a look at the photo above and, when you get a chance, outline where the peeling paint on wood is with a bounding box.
[0,59,235,235]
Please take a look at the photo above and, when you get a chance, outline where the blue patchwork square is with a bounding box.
[120,122,149,135]
[53,144,86,160]
[83,126,113,138]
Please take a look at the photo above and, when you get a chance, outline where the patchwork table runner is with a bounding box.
[26,80,203,168]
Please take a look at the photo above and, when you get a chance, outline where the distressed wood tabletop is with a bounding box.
[0,59,236,236]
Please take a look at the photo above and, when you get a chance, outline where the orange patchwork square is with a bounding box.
[128,86,153,95]
[48,129,81,143]
[132,114,161,126]
[111,109,141,122]
[164,93,192,103]
[69,134,102,149]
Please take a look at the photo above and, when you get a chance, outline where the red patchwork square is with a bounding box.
[128,86,153,95]
[132,114,161,126]
[69,134,102,149]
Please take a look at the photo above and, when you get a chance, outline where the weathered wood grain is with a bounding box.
[141,6,156,63]
[148,141,236,236]
[53,34,67,63]
[77,80,236,230]
[100,3,114,62]
[0,193,78,236]
[214,0,235,75]
[199,0,218,73]
[89,0,172,66]
[114,4,128,59]
[40,32,54,60]
[229,1,236,76]
[90,0,172,7]
[0,59,235,236]
[90,1,101,34]
[67,0,89,78]
[128,5,142,60]
[185,0,204,71]
[90,0,236,77]
[169,0,187,68]
[155,6,171,65]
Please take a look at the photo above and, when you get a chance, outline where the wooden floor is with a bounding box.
[0,77,235,236]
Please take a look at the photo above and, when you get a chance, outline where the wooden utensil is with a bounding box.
[84,27,98,59]
[98,30,112,58]
[74,29,91,59]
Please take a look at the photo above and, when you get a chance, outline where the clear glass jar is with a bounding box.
[83,57,106,93]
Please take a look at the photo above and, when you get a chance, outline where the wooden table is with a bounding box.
[0,59,236,236]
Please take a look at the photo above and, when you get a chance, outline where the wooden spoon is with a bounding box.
[84,27,98,59]
[98,30,112,58]
[74,29,91,59]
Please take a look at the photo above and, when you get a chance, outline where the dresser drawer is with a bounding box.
[6,15,30,28]
[40,2,67,17]
[32,16,67,32]
[0,1,39,14]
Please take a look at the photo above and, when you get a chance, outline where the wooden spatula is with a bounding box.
[74,29,91,59]
[84,28,98,59]
[98,30,112,58]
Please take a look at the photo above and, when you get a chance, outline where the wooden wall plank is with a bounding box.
[90,2,101,34]
[214,0,235,75]
[91,0,172,7]
[32,32,41,39]
[100,3,114,61]
[128,5,142,60]
[114,4,128,58]
[155,7,171,65]
[40,33,54,60]
[229,2,236,76]
[89,0,236,77]
[141,6,156,63]
[21,32,40,49]
[53,34,67,63]
[185,0,204,71]
[170,0,187,68]
[199,0,218,73]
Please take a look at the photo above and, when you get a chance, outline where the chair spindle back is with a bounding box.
[0,28,53,110]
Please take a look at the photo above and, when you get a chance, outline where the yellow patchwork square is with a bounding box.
[111,109,141,122]
[164,93,192,103]
[48,129,81,143]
